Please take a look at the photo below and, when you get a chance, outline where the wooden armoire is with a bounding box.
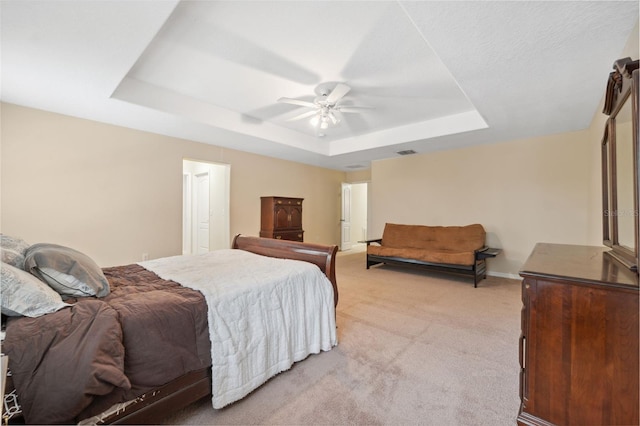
[260,196,304,242]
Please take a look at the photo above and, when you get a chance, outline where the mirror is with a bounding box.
[602,57,639,272]
[602,127,612,246]
[615,96,634,251]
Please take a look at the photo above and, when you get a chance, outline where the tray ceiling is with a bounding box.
[1,1,638,170]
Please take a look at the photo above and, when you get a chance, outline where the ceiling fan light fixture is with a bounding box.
[279,82,367,134]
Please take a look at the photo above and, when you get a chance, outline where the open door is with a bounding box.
[182,173,192,255]
[341,183,352,251]
[183,160,230,254]
[194,172,210,254]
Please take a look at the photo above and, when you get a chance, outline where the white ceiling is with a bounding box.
[1,1,638,171]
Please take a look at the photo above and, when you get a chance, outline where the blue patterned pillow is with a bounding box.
[1,262,69,317]
[1,234,30,270]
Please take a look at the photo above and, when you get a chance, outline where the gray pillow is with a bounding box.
[1,262,70,317]
[24,243,110,299]
[1,234,30,269]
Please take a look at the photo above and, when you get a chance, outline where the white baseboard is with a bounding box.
[487,271,521,280]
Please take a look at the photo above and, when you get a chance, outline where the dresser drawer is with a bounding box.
[274,197,303,206]
[260,230,304,242]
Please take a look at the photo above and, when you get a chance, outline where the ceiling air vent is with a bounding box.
[396,149,417,156]
[345,164,365,169]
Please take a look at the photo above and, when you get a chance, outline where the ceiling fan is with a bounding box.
[277,82,370,130]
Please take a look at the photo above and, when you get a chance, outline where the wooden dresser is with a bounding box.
[260,196,304,242]
[518,243,639,426]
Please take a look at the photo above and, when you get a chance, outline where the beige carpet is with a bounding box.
[163,250,522,425]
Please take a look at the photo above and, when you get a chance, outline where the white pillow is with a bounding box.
[24,243,110,299]
[1,262,70,317]
[1,234,30,270]
[39,267,96,299]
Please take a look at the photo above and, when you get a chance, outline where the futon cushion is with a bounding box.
[368,246,476,266]
[381,223,485,252]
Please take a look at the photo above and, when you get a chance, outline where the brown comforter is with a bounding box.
[3,264,211,424]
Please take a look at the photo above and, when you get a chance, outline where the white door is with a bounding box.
[182,173,192,254]
[208,164,230,251]
[341,183,352,251]
[183,160,230,254]
[194,172,210,254]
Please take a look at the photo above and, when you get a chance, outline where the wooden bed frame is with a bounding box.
[88,235,338,425]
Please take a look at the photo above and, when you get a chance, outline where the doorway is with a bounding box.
[182,159,230,254]
[341,182,368,251]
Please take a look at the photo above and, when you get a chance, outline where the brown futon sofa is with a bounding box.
[365,223,500,287]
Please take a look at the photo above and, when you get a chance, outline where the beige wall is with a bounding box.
[2,22,636,274]
[345,169,371,183]
[1,103,344,267]
[369,20,638,279]
[370,130,594,278]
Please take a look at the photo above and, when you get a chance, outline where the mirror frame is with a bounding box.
[602,57,639,272]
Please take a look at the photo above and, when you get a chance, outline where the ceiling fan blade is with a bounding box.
[286,110,318,121]
[277,97,317,108]
[325,83,351,104]
[335,106,372,113]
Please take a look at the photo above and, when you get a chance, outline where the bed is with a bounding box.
[1,235,338,425]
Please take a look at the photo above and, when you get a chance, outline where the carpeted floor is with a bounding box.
[163,249,522,425]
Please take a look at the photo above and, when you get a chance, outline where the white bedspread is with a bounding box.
[139,249,337,409]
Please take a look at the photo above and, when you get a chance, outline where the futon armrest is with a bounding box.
[361,238,382,246]
[475,246,501,260]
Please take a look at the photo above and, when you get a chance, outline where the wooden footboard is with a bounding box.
[232,234,339,307]
[84,369,212,425]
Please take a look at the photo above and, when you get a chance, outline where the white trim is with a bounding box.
[182,173,192,255]
[487,271,521,280]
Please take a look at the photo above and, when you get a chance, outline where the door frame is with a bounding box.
[182,173,192,255]
[341,181,369,251]
[341,183,352,251]
[193,171,210,254]
[182,159,231,254]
